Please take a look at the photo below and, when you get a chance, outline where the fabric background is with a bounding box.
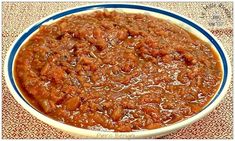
[2,2,233,139]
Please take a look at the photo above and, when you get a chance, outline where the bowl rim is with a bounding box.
[4,3,232,138]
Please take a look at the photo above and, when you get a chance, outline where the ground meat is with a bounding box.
[14,10,222,132]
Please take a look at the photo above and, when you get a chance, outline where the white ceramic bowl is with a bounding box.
[4,3,232,138]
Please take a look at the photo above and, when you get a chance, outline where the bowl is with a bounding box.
[4,3,232,138]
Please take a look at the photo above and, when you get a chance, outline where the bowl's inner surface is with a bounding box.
[12,9,223,132]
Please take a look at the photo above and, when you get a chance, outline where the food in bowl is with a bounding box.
[14,10,222,132]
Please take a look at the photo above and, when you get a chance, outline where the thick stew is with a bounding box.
[14,10,222,132]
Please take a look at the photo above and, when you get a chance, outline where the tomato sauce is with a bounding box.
[14,10,222,132]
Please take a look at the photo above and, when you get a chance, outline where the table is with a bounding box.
[2,2,233,139]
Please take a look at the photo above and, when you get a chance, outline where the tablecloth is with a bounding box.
[2,2,233,139]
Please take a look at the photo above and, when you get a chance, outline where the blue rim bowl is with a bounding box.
[4,3,232,138]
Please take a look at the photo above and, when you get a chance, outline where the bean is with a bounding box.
[63,96,81,111]
[111,106,124,121]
